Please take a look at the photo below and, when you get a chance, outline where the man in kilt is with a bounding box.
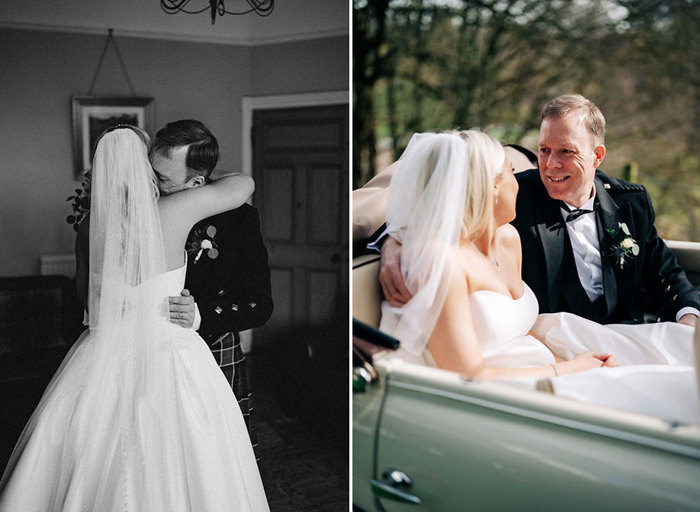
[154,120,273,458]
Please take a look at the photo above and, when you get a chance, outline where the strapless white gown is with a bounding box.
[0,263,269,512]
[532,310,698,424]
[403,283,699,424]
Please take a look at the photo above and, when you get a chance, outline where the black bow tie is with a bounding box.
[561,202,597,222]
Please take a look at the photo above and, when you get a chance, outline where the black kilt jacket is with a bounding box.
[185,204,273,345]
[513,169,700,323]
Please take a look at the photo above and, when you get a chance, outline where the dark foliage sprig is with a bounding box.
[66,171,91,232]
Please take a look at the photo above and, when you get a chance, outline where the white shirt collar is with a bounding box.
[562,186,596,212]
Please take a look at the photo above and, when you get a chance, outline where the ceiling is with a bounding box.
[0,0,348,46]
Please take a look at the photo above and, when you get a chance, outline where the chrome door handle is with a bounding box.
[371,469,422,505]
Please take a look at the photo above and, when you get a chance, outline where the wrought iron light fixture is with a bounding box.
[160,0,274,25]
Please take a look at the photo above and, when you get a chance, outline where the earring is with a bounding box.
[495,197,499,205]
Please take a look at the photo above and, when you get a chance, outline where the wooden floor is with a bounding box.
[250,349,349,511]
[0,339,349,511]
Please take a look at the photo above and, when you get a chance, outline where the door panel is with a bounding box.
[307,166,340,244]
[260,166,294,241]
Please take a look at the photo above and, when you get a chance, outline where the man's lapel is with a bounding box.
[594,177,620,319]
[534,195,567,312]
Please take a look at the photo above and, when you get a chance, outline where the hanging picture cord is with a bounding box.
[88,28,137,96]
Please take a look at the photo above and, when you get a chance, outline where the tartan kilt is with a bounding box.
[207,331,258,460]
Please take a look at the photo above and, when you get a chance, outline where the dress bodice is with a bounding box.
[135,256,188,298]
[83,262,189,328]
[131,263,186,297]
[162,262,187,296]
[468,283,555,368]
[155,262,188,332]
[127,260,189,335]
[397,282,556,368]
[469,285,537,346]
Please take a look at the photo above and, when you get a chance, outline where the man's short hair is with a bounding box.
[541,94,606,145]
[152,119,219,179]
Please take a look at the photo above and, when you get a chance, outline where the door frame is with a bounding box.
[241,90,348,179]
[238,90,348,351]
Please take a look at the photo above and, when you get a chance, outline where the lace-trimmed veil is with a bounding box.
[379,131,503,357]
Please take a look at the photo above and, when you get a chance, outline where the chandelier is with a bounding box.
[160,0,274,25]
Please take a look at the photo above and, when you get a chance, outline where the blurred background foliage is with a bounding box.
[353,0,700,241]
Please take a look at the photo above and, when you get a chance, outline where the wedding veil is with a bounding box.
[88,128,168,372]
[379,131,504,357]
[0,128,172,507]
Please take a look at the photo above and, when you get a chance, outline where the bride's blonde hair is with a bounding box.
[381,129,505,356]
[451,130,505,240]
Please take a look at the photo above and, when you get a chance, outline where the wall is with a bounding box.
[0,28,347,277]
[251,36,349,96]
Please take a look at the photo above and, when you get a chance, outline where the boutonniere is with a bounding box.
[187,225,220,264]
[605,222,639,269]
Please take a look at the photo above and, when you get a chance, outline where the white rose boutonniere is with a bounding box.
[605,222,639,270]
[187,225,220,264]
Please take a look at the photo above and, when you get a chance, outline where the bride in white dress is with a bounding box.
[0,127,269,511]
[379,131,698,425]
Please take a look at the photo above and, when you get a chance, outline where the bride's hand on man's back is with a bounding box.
[380,237,412,306]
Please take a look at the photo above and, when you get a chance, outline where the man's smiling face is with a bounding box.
[537,111,604,208]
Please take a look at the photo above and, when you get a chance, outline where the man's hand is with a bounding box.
[379,237,412,306]
[169,289,196,328]
[678,313,697,327]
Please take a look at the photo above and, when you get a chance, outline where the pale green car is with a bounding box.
[353,244,700,512]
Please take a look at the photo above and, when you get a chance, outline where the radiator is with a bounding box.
[40,254,76,277]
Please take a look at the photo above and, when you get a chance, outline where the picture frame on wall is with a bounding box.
[71,96,153,178]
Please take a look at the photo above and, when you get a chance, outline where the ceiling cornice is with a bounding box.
[0,0,348,47]
[0,19,347,46]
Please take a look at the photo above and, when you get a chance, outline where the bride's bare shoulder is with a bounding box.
[495,223,523,271]
[445,244,480,290]
[495,223,522,251]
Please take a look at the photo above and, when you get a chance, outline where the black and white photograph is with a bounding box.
[0,1,348,511]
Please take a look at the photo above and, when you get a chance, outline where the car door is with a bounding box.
[372,365,700,512]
